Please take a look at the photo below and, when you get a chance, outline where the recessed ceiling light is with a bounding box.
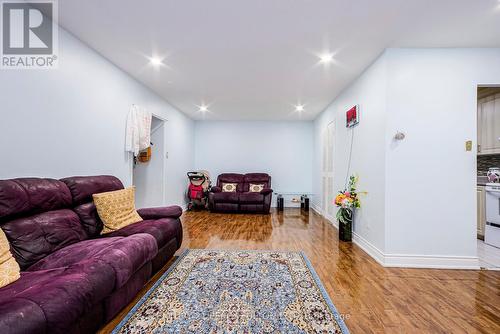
[319,53,334,64]
[149,56,164,67]
[295,104,305,112]
[198,105,209,112]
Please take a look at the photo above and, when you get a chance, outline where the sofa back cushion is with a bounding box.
[61,175,124,206]
[243,173,271,192]
[61,175,124,237]
[217,174,245,192]
[0,178,72,221]
[0,178,87,270]
[2,209,87,269]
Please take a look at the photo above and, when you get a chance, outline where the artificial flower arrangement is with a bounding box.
[334,174,362,241]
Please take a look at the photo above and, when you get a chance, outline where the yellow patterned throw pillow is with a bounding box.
[93,187,143,234]
[221,183,238,192]
[249,184,265,192]
[0,228,20,288]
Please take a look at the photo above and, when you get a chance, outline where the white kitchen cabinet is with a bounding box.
[477,186,486,238]
[478,93,500,155]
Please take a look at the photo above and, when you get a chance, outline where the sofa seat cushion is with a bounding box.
[103,218,182,249]
[212,192,239,203]
[239,192,264,204]
[0,298,47,334]
[0,261,116,334]
[27,234,157,290]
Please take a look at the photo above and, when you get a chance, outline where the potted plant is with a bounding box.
[334,175,361,242]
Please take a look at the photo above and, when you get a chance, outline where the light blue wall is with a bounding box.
[313,53,388,252]
[194,121,313,199]
[0,28,195,207]
[313,48,500,266]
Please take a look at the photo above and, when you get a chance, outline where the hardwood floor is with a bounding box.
[101,208,500,333]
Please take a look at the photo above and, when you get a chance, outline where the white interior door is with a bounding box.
[322,121,335,217]
[133,117,166,208]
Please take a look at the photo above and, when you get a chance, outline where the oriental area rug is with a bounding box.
[112,249,349,333]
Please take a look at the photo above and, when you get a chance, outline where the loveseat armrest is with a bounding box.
[137,206,182,220]
[211,186,222,193]
[260,188,273,195]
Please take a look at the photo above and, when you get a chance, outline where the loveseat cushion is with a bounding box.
[28,234,157,290]
[1,209,87,270]
[0,261,116,334]
[239,192,265,204]
[216,173,244,192]
[103,218,182,249]
[240,204,265,212]
[242,173,271,192]
[212,191,239,203]
[213,203,239,212]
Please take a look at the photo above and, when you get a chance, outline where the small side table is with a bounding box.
[277,194,284,211]
[300,195,310,211]
[275,192,312,211]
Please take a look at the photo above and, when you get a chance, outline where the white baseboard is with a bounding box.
[313,207,480,270]
[383,254,480,269]
[311,204,338,228]
[310,203,322,215]
[352,232,385,266]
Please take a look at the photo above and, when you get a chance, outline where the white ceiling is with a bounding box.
[55,0,500,120]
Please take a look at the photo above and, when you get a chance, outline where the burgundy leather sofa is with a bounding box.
[0,175,183,334]
[208,173,273,213]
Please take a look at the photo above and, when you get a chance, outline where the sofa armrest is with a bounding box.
[260,188,273,195]
[211,186,222,193]
[137,206,182,220]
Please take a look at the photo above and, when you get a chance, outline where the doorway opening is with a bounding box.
[476,86,500,269]
[133,115,167,208]
[321,121,335,220]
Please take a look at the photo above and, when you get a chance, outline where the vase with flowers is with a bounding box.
[334,175,361,242]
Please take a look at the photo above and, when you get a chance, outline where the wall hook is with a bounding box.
[394,131,405,140]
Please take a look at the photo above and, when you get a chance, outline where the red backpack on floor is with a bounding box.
[189,184,204,200]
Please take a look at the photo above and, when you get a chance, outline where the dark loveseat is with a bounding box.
[208,173,273,213]
[0,175,183,334]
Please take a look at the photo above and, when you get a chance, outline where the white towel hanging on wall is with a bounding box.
[125,104,152,155]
